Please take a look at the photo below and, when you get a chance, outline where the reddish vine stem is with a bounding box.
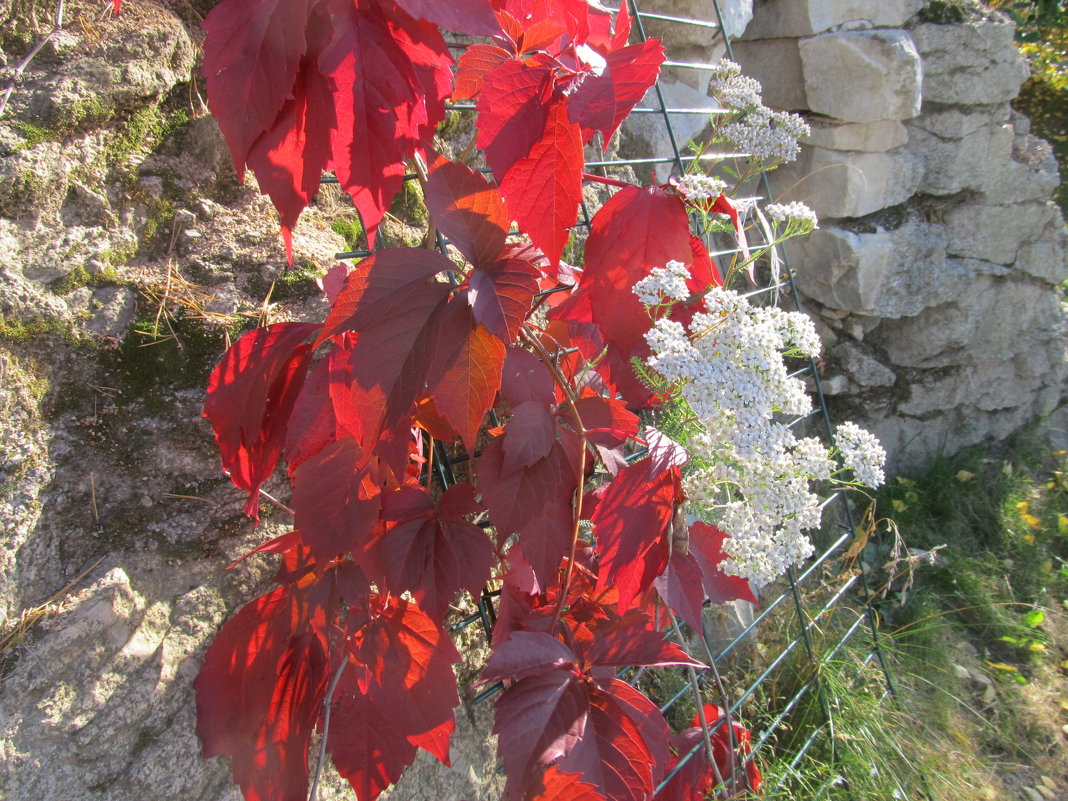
[521,325,589,635]
[580,171,634,190]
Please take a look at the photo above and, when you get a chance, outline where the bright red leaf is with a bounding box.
[689,522,758,606]
[454,43,513,101]
[204,322,319,520]
[528,766,605,801]
[477,58,555,181]
[572,393,640,450]
[424,154,510,268]
[566,40,664,144]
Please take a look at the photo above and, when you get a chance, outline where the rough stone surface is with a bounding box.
[911,17,1030,105]
[944,201,1058,265]
[907,119,1014,196]
[770,144,925,218]
[805,118,908,152]
[742,0,925,39]
[799,29,922,123]
[730,38,807,110]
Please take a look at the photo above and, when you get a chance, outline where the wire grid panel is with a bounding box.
[322,1,927,797]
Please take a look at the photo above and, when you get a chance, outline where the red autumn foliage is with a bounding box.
[195,3,763,801]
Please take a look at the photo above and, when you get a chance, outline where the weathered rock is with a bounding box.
[730,38,807,110]
[911,16,1030,105]
[944,201,1058,265]
[799,29,922,123]
[640,0,753,49]
[985,130,1063,204]
[832,340,898,387]
[790,221,957,317]
[906,119,1014,196]
[805,118,908,152]
[770,144,924,219]
[741,0,925,39]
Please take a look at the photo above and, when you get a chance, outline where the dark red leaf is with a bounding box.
[426,299,507,452]
[584,611,704,670]
[467,258,541,343]
[483,630,581,682]
[477,431,579,585]
[284,338,354,473]
[688,522,758,606]
[572,394,639,449]
[501,345,556,409]
[455,43,513,100]
[494,668,590,800]
[370,482,496,623]
[204,322,319,520]
[393,0,499,36]
[653,550,706,632]
[356,597,461,762]
[656,707,762,800]
[498,95,584,267]
[566,41,664,144]
[327,663,419,801]
[590,462,680,610]
[291,437,382,563]
[477,58,555,181]
[195,586,329,801]
[501,401,557,475]
[424,154,510,268]
[556,680,668,801]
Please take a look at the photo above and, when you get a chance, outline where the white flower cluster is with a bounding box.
[633,260,692,305]
[834,422,887,488]
[721,109,809,164]
[669,173,729,201]
[707,60,810,165]
[765,201,819,229]
[642,286,837,586]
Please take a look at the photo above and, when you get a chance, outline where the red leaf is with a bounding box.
[528,766,605,801]
[327,663,419,801]
[573,394,639,450]
[567,41,664,144]
[202,0,310,178]
[493,668,590,800]
[688,234,722,291]
[610,0,631,50]
[466,258,542,343]
[356,597,461,761]
[370,482,496,623]
[204,322,319,520]
[455,43,513,101]
[477,58,555,181]
[195,586,329,801]
[652,550,706,632]
[556,680,668,801]
[501,401,558,475]
[580,185,693,359]
[483,630,581,683]
[584,611,704,670]
[688,522,757,606]
[477,431,579,585]
[284,339,353,473]
[501,345,556,409]
[656,707,762,801]
[498,95,584,267]
[291,437,382,563]
[590,462,680,610]
[424,154,510,268]
[426,300,507,452]
[393,0,499,36]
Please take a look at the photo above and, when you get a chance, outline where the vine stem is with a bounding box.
[580,171,634,190]
[309,657,349,801]
[520,325,589,636]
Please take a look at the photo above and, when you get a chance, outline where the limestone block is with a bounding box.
[805,119,908,152]
[770,144,924,219]
[833,340,897,387]
[741,0,925,39]
[911,106,1002,140]
[911,18,1030,105]
[730,38,807,111]
[790,221,955,317]
[984,131,1063,204]
[799,30,922,123]
[944,201,1057,265]
[869,276,1061,367]
[1016,229,1067,285]
[907,120,1013,196]
[898,362,1018,417]
[640,0,752,49]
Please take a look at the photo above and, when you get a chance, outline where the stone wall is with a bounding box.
[734,0,1068,468]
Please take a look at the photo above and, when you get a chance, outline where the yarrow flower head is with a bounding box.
[633,260,692,306]
[765,201,818,230]
[721,109,809,164]
[708,60,763,111]
[834,422,886,488]
[669,173,729,202]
